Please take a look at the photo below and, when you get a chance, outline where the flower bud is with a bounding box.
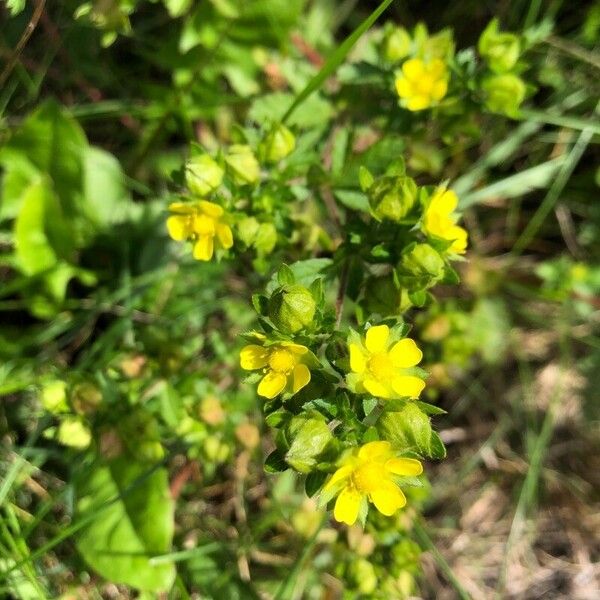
[57,417,91,449]
[478,19,520,73]
[368,175,418,221]
[260,123,296,163]
[383,26,411,62]
[71,382,102,415]
[185,154,224,196]
[254,223,277,255]
[224,144,260,185]
[236,216,260,246]
[41,380,68,413]
[401,243,445,281]
[268,284,316,333]
[481,73,526,116]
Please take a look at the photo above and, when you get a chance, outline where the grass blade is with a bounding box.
[282,0,396,123]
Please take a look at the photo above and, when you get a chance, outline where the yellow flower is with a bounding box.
[240,341,311,399]
[347,325,425,400]
[323,441,423,525]
[166,201,233,261]
[395,58,448,111]
[422,187,468,254]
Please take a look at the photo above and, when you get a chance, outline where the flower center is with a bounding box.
[368,352,395,381]
[268,348,296,373]
[194,214,216,236]
[415,74,435,96]
[352,461,386,494]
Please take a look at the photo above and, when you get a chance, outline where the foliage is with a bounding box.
[0,1,598,598]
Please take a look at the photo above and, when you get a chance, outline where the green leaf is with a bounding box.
[264,449,288,473]
[305,471,327,497]
[83,146,129,226]
[249,92,333,128]
[14,181,73,276]
[5,100,88,218]
[334,190,370,213]
[6,0,26,16]
[285,417,332,473]
[74,456,175,592]
[277,264,296,285]
[281,0,396,123]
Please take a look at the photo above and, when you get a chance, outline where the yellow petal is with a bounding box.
[216,223,233,249]
[257,371,287,399]
[428,59,446,78]
[402,58,424,80]
[406,95,430,111]
[166,215,190,241]
[385,457,423,476]
[447,224,468,254]
[193,214,216,236]
[168,202,193,214]
[358,441,392,461]
[240,345,269,370]
[389,338,423,368]
[365,325,389,353]
[323,465,353,491]
[370,481,406,516]
[198,200,224,218]
[282,343,308,355]
[349,343,366,373]
[333,487,362,525]
[432,79,448,101]
[363,377,392,399]
[292,363,310,393]
[395,77,413,99]
[391,375,425,399]
[431,188,458,215]
[193,235,214,261]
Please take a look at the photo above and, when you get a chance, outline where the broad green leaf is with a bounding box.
[14,181,60,275]
[83,146,129,226]
[5,100,88,218]
[0,151,41,222]
[75,456,175,592]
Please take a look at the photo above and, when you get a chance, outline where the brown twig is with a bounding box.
[0,0,46,89]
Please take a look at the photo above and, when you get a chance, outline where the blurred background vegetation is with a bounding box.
[0,0,599,598]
